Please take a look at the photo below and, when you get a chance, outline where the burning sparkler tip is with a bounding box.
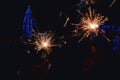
[73,6,108,42]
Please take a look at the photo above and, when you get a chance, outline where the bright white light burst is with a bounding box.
[27,30,56,54]
[73,7,108,42]
[24,29,66,59]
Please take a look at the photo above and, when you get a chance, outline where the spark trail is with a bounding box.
[64,17,70,27]
[109,0,116,7]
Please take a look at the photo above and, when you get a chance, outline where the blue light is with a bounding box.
[101,25,120,32]
[21,5,35,39]
[93,33,96,38]
[80,0,83,5]
[113,35,119,52]
[118,26,120,32]
[101,25,120,52]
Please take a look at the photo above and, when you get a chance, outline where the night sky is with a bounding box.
[0,0,120,40]
[0,0,120,80]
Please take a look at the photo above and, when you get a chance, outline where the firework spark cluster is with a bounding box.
[73,7,108,42]
[25,29,66,58]
[32,31,56,53]
[72,0,110,42]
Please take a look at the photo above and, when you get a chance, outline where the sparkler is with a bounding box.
[35,33,54,53]
[73,7,109,42]
[24,30,56,58]
[24,29,66,58]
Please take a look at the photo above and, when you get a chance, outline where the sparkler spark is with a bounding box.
[59,11,62,18]
[64,17,70,27]
[73,7,109,42]
[109,0,116,7]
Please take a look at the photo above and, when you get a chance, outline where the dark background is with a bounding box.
[0,0,120,80]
